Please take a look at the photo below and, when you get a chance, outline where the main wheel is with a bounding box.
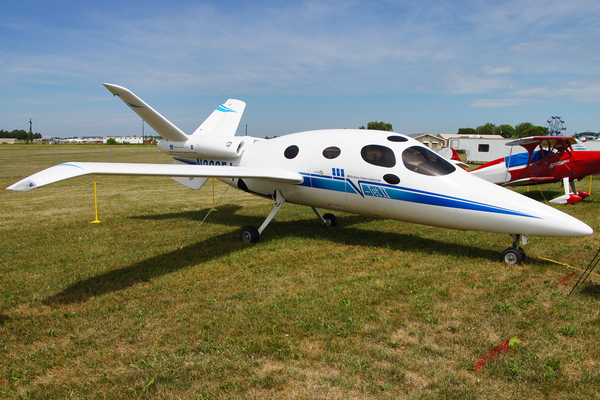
[518,247,526,261]
[322,213,338,227]
[241,226,260,243]
[501,248,523,265]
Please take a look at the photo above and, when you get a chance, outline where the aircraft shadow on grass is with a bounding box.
[42,206,565,305]
[128,204,244,222]
[579,284,600,298]
[517,190,563,203]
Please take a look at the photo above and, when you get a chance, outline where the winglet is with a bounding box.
[103,83,189,142]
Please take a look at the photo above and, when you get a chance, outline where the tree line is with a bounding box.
[361,121,547,139]
[3,120,547,142]
[458,122,547,139]
[0,129,42,141]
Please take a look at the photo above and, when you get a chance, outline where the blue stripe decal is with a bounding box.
[62,163,86,170]
[173,157,197,165]
[298,172,537,219]
[125,101,143,109]
[361,182,536,218]
[311,176,347,193]
[299,172,312,187]
[217,104,237,113]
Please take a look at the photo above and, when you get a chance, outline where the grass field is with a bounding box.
[1,144,599,399]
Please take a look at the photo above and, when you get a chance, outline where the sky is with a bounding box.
[2,0,600,138]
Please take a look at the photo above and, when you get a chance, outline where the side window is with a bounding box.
[387,135,408,143]
[323,146,341,159]
[361,145,396,168]
[383,174,400,184]
[478,144,490,152]
[402,146,455,176]
[284,145,299,159]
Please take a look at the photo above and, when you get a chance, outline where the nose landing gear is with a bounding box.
[501,234,527,265]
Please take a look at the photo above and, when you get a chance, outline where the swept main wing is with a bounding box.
[103,83,189,142]
[7,162,303,192]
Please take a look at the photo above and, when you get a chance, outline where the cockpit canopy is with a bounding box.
[359,142,455,176]
[402,146,455,176]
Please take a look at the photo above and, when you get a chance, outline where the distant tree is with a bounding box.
[515,122,534,138]
[498,124,516,138]
[106,138,119,145]
[457,128,477,135]
[528,126,547,137]
[476,123,499,136]
[360,121,393,131]
[514,122,545,138]
[11,129,28,140]
[0,129,41,140]
[458,123,545,139]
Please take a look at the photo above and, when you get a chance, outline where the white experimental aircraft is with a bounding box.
[7,84,594,265]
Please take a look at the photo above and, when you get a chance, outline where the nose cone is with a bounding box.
[479,178,593,237]
[438,170,594,237]
[534,206,593,237]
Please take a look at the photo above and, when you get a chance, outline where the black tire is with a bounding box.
[501,248,523,265]
[323,213,338,227]
[519,247,526,261]
[241,226,260,243]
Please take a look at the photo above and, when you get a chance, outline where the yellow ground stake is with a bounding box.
[212,177,217,211]
[90,181,101,224]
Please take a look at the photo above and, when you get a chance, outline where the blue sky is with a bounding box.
[2,0,600,138]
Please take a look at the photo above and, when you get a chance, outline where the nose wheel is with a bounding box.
[501,248,524,265]
[501,234,527,265]
[312,207,338,227]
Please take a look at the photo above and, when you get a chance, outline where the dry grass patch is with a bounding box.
[2,145,600,398]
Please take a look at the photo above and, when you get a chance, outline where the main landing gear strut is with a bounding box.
[501,234,528,265]
[311,207,338,228]
[240,190,286,243]
[240,191,337,243]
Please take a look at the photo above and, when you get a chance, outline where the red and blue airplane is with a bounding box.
[470,136,600,204]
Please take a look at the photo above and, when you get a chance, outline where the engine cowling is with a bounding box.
[158,136,245,158]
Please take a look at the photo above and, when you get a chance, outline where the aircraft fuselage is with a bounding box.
[173,129,592,238]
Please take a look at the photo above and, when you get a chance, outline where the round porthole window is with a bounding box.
[387,135,408,142]
[383,174,400,184]
[323,146,341,159]
[360,145,396,168]
[284,145,299,159]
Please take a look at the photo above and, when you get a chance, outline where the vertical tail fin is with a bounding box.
[192,99,246,137]
[104,83,246,140]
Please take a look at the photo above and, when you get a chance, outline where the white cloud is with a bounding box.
[510,40,556,54]
[515,81,600,102]
[471,98,529,107]
[473,79,600,108]
[444,68,515,95]
[480,66,517,76]
[3,0,600,136]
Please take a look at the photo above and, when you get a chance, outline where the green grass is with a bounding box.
[1,144,600,399]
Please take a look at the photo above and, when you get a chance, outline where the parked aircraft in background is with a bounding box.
[470,136,600,205]
[7,85,594,265]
